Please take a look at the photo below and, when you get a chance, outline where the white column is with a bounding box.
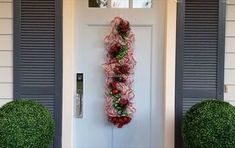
[164,0,177,148]
[62,0,75,147]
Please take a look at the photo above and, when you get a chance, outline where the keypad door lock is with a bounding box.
[76,73,83,118]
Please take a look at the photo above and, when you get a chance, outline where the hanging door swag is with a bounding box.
[103,17,136,128]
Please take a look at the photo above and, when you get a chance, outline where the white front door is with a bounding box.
[74,1,165,148]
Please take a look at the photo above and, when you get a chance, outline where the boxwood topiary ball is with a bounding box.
[182,100,235,148]
[0,100,55,148]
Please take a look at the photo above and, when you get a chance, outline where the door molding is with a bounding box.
[164,0,177,148]
[62,0,75,147]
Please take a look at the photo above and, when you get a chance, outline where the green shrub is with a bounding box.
[182,99,235,148]
[0,100,55,148]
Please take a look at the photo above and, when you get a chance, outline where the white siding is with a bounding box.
[0,0,13,106]
[225,2,235,105]
[225,54,235,69]
[226,22,235,36]
[225,38,235,52]
[227,5,235,20]
[227,0,235,4]
[0,35,12,50]
[0,2,12,18]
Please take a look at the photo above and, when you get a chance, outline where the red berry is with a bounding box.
[112,89,120,95]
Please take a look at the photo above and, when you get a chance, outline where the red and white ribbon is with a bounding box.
[103,17,136,128]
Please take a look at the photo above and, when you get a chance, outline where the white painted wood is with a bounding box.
[225,69,235,85]
[225,2,235,109]
[0,0,13,108]
[62,0,75,147]
[225,37,235,53]
[0,67,12,82]
[225,53,235,68]
[0,35,12,50]
[74,0,164,147]
[164,0,177,147]
[0,51,12,66]
[0,98,12,107]
[0,19,12,34]
[225,85,235,101]
[226,21,235,37]
[0,0,12,2]
[227,0,235,4]
[227,5,235,20]
[112,27,152,148]
[0,2,12,18]
[75,24,112,148]
[0,83,13,98]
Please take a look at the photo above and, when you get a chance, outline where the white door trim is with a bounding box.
[62,0,75,147]
[62,0,177,147]
[163,0,177,148]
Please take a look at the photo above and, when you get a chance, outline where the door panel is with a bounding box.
[76,26,112,148]
[112,27,152,148]
[75,1,165,148]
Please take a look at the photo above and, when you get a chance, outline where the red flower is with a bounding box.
[109,81,118,89]
[119,99,129,107]
[108,116,132,128]
[109,43,121,58]
[117,19,130,35]
[113,66,121,74]
[119,65,130,74]
[117,117,131,128]
[114,65,130,75]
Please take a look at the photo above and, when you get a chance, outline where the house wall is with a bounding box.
[0,0,233,147]
[0,0,13,106]
[225,0,235,105]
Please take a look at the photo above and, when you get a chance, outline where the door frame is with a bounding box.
[62,0,178,147]
[62,0,75,147]
[163,0,177,148]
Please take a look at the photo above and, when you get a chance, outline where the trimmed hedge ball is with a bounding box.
[0,100,55,148]
[182,100,235,148]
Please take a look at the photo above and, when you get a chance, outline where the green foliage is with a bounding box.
[182,100,235,148]
[116,45,128,60]
[0,100,55,148]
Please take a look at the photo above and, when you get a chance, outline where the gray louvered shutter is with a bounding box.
[175,0,226,147]
[14,0,62,147]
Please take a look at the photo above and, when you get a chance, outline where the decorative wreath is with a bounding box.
[103,17,136,128]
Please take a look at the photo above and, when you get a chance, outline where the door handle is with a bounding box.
[76,90,83,118]
[75,73,83,118]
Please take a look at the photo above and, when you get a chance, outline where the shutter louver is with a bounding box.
[182,0,219,114]
[14,0,62,147]
[175,0,225,147]
[18,0,56,116]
